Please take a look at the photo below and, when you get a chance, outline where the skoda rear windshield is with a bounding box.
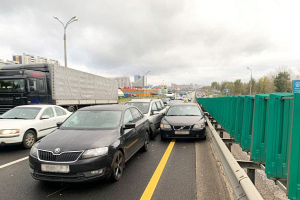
[60,110,122,130]
[0,79,25,93]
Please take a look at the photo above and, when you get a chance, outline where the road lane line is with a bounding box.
[140,139,176,200]
[0,156,29,169]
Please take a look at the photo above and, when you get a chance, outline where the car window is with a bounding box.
[61,110,122,129]
[151,102,158,111]
[159,101,164,108]
[54,107,66,116]
[42,107,54,118]
[156,102,162,110]
[130,108,143,122]
[125,102,150,114]
[123,109,134,125]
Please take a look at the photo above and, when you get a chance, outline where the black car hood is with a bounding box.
[163,116,204,126]
[37,129,119,152]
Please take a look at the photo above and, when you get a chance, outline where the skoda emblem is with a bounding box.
[54,148,61,154]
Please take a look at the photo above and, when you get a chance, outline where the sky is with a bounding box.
[0,0,300,86]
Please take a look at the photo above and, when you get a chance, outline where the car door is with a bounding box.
[149,102,160,130]
[130,108,146,148]
[152,101,162,129]
[38,107,57,137]
[122,109,139,159]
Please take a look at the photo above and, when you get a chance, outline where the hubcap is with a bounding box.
[115,153,123,178]
[25,133,35,146]
[145,133,149,149]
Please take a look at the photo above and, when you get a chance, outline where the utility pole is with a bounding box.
[54,16,78,67]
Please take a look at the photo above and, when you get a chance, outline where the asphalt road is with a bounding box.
[0,130,231,200]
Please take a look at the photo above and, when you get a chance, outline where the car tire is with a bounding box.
[22,130,36,149]
[202,135,207,140]
[67,106,76,112]
[142,132,150,152]
[110,150,124,181]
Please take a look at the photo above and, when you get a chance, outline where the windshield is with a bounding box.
[125,102,150,114]
[60,110,122,129]
[166,105,202,116]
[0,79,25,93]
[0,107,41,119]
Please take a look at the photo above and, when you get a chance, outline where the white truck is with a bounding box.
[0,64,118,113]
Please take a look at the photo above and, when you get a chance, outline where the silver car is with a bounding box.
[125,99,167,139]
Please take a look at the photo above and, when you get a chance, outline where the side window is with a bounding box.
[28,79,38,90]
[42,107,54,118]
[151,102,158,111]
[123,109,133,125]
[160,101,164,108]
[54,107,66,116]
[156,102,162,111]
[130,108,143,122]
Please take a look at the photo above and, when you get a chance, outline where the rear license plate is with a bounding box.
[41,164,69,173]
[175,130,189,135]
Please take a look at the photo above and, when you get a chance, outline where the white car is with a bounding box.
[0,105,71,148]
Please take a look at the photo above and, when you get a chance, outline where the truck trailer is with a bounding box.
[0,64,118,114]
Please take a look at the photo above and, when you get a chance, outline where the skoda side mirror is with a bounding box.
[124,123,136,129]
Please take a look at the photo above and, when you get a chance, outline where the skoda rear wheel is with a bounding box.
[110,150,124,181]
[22,130,36,149]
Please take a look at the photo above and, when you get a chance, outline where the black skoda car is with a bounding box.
[29,105,150,182]
[160,103,206,140]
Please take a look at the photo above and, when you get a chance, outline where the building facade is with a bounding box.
[113,76,131,88]
[131,76,145,88]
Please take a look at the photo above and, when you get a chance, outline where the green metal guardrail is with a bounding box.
[196,92,297,199]
[251,94,269,163]
[288,93,300,200]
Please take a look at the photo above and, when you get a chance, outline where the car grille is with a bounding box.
[38,150,82,162]
[173,126,191,130]
[32,171,84,181]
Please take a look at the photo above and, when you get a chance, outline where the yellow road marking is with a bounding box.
[140,139,176,200]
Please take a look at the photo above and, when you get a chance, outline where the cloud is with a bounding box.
[0,0,300,86]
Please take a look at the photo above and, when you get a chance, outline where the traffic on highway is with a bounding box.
[1,87,224,199]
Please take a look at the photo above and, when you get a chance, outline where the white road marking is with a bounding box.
[0,156,29,169]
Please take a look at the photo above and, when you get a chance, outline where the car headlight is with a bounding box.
[0,129,19,135]
[160,124,171,130]
[82,147,109,159]
[193,124,205,130]
[30,143,38,158]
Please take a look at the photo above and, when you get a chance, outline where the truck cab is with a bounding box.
[0,64,51,114]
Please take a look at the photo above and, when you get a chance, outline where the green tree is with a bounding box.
[233,79,243,95]
[274,72,292,92]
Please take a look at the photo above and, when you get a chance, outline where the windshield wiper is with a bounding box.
[166,115,179,116]
[184,115,200,116]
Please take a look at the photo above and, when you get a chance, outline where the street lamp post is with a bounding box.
[53,16,78,67]
[247,67,253,95]
[143,71,150,98]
